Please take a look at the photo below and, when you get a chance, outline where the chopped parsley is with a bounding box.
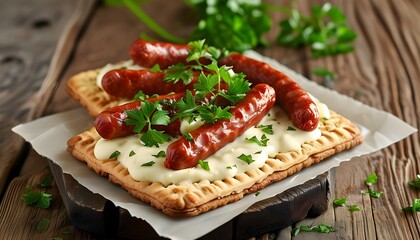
[109,150,121,159]
[257,124,273,135]
[246,134,269,147]
[129,150,136,157]
[287,126,296,131]
[402,199,420,213]
[409,174,420,189]
[198,160,210,171]
[238,154,254,164]
[141,161,155,167]
[291,224,335,236]
[152,150,166,158]
[22,190,52,209]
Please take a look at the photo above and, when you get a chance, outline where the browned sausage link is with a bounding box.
[94,93,185,140]
[102,69,198,99]
[129,40,191,69]
[164,84,276,170]
[219,53,319,131]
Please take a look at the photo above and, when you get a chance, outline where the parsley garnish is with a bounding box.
[238,154,254,164]
[22,190,52,209]
[332,197,347,207]
[198,160,210,171]
[333,197,361,211]
[129,150,136,157]
[402,199,420,213]
[409,174,420,189]
[277,3,357,57]
[141,161,155,167]
[287,126,296,131]
[133,90,149,101]
[227,165,237,170]
[109,150,121,159]
[364,173,378,186]
[184,133,194,142]
[363,172,383,198]
[291,224,335,236]
[257,124,273,135]
[152,150,166,158]
[246,134,269,147]
[125,101,171,147]
[167,40,249,124]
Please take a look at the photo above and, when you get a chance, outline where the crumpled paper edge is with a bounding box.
[12,51,417,240]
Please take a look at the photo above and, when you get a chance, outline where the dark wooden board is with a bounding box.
[48,161,330,239]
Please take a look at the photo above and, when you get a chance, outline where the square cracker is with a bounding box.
[66,64,363,217]
[67,111,362,217]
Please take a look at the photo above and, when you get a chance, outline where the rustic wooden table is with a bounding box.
[1,0,419,239]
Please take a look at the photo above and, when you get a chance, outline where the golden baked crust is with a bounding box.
[67,111,362,217]
[66,69,128,116]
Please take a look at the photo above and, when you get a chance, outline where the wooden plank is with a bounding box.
[0,0,96,194]
[306,0,420,239]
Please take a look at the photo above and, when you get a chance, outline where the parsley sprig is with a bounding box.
[277,3,357,57]
[169,40,250,124]
[292,224,335,236]
[124,40,251,147]
[22,176,53,209]
[125,101,171,147]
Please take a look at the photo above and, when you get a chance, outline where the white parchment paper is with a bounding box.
[12,51,417,240]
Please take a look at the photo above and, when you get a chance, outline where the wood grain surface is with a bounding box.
[0,0,419,239]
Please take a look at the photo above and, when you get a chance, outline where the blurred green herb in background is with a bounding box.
[104,0,357,56]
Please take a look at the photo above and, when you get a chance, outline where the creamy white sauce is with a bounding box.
[94,61,329,185]
[96,60,144,89]
[94,102,328,186]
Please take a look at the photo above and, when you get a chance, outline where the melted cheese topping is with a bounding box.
[94,103,327,186]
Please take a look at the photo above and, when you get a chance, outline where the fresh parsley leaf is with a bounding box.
[152,150,166,158]
[364,173,378,186]
[238,154,254,164]
[227,165,237,170]
[348,205,361,211]
[287,126,296,131]
[109,150,121,159]
[37,218,50,231]
[277,2,357,57]
[140,129,169,147]
[292,224,335,236]
[133,90,149,101]
[363,189,384,198]
[402,199,420,213]
[184,133,194,142]
[125,101,171,147]
[246,134,269,147]
[409,174,420,189]
[188,0,271,52]
[198,160,210,171]
[150,64,161,72]
[257,124,273,135]
[333,197,347,207]
[22,191,52,209]
[164,63,194,85]
[254,191,261,197]
[141,161,155,167]
[129,150,136,157]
